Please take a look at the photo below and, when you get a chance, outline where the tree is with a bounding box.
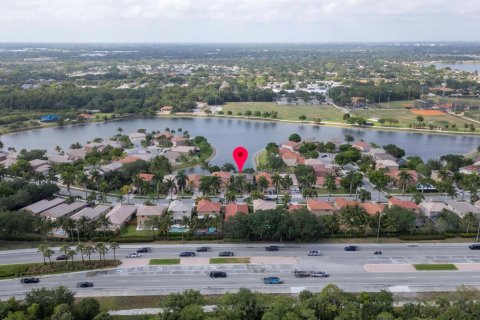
[165,177,177,200]
[323,173,337,202]
[344,135,354,143]
[271,173,282,203]
[38,244,53,265]
[74,298,100,320]
[25,286,74,319]
[175,171,189,196]
[398,170,413,192]
[358,188,372,203]
[298,115,307,121]
[95,243,108,261]
[60,244,71,264]
[411,192,425,205]
[368,170,391,203]
[76,244,86,262]
[416,115,424,126]
[109,242,119,260]
[288,133,301,142]
[84,245,95,262]
[51,304,74,320]
[144,215,162,240]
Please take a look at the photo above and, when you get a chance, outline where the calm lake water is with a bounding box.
[2,117,480,168]
[434,63,480,73]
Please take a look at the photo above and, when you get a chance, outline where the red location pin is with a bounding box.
[233,146,248,173]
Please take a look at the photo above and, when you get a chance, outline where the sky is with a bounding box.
[0,0,479,43]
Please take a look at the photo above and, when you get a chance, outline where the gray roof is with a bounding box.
[446,200,480,215]
[106,205,136,226]
[168,200,193,212]
[42,201,87,219]
[71,205,111,221]
[21,198,66,215]
[137,204,168,216]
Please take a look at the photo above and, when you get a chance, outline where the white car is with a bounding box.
[308,250,323,256]
[126,252,142,258]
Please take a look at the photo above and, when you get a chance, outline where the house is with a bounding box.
[78,113,94,120]
[388,198,420,214]
[83,142,106,153]
[373,153,397,162]
[21,198,66,215]
[136,204,168,228]
[360,202,385,216]
[460,165,480,175]
[288,203,304,212]
[116,156,142,164]
[67,149,87,160]
[212,171,232,184]
[255,172,273,186]
[105,205,136,230]
[376,159,400,171]
[171,146,197,154]
[334,198,359,210]
[168,200,193,224]
[307,200,335,216]
[420,201,452,219]
[367,148,386,158]
[282,152,300,167]
[304,158,326,166]
[71,205,111,221]
[386,169,419,189]
[171,136,188,147]
[224,203,249,221]
[100,162,124,173]
[252,199,277,212]
[129,132,147,144]
[138,173,155,183]
[197,199,222,218]
[41,202,88,220]
[155,132,174,140]
[446,200,480,218]
[352,141,371,152]
[312,164,334,177]
[280,141,300,151]
[159,106,174,113]
[29,159,51,175]
[164,151,181,163]
[48,155,74,165]
[315,176,341,189]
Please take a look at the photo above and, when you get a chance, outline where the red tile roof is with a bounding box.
[138,173,154,182]
[117,156,142,164]
[225,203,249,220]
[212,171,232,181]
[389,197,420,210]
[288,204,304,212]
[361,202,385,216]
[197,199,222,213]
[335,198,359,209]
[307,199,334,211]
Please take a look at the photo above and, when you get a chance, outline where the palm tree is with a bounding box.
[164,177,177,200]
[90,170,101,191]
[323,173,337,202]
[398,170,413,192]
[282,193,292,208]
[411,192,425,205]
[234,174,247,194]
[109,242,120,260]
[76,244,86,262]
[84,245,95,262]
[210,175,222,195]
[213,214,224,239]
[97,214,111,236]
[61,171,76,196]
[95,243,108,261]
[120,185,132,204]
[132,175,143,196]
[78,216,90,238]
[76,172,89,199]
[60,244,71,264]
[175,171,189,197]
[358,189,371,203]
[199,176,212,196]
[152,173,165,200]
[271,173,282,203]
[323,215,339,236]
[159,211,172,239]
[144,215,162,240]
[225,191,236,203]
[68,249,77,263]
[38,244,50,265]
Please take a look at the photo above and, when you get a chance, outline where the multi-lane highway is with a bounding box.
[1,243,480,299]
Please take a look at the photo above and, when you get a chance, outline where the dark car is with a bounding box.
[56,254,69,260]
[218,251,234,257]
[469,244,480,250]
[196,246,211,252]
[265,246,279,251]
[179,252,196,257]
[344,246,358,251]
[76,282,94,288]
[209,271,227,278]
[20,277,39,284]
[136,247,152,253]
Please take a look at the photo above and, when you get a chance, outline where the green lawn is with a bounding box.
[222,102,345,122]
[149,259,180,265]
[0,263,37,278]
[210,257,250,264]
[414,264,457,271]
[256,150,269,167]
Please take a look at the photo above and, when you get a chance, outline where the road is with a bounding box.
[1,243,480,299]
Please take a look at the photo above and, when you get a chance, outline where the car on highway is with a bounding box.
[136,247,152,253]
[263,276,284,284]
[20,277,40,284]
[344,246,358,251]
[308,250,323,256]
[469,244,480,250]
[76,282,94,288]
[56,254,69,260]
[179,252,196,257]
[218,251,234,257]
[209,271,227,278]
[265,246,279,251]
[310,271,329,277]
[126,252,142,258]
[196,246,211,252]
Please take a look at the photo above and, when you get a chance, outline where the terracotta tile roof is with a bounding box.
[117,156,142,164]
[212,171,232,181]
[389,197,420,210]
[307,199,334,211]
[138,173,154,182]
[361,202,385,216]
[288,204,304,212]
[197,199,222,213]
[255,172,273,185]
[335,198,359,209]
[225,203,249,220]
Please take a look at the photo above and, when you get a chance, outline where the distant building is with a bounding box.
[224,203,249,221]
[105,205,136,230]
[196,199,222,218]
[307,200,335,216]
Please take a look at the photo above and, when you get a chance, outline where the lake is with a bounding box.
[433,63,480,73]
[2,117,480,168]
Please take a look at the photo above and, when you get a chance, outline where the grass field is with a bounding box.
[0,263,37,278]
[222,102,345,122]
[149,259,180,265]
[210,257,250,264]
[414,264,457,271]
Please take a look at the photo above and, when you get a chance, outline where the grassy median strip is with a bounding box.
[0,260,120,279]
[149,259,180,265]
[210,257,250,264]
[414,264,457,271]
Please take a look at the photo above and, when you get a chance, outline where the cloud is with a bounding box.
[0,0,478,42]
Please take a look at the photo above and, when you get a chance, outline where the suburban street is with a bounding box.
[1,243,480,299]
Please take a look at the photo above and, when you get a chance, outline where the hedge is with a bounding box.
[399,235,446,241]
